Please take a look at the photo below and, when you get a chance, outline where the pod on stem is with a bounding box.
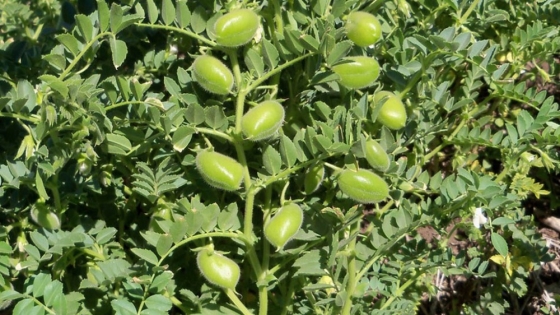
[195,151,244,191]
[213,9,260,47]
[264,203,304,249]
[241,100,285,141]
[337,169,389,203]
[332,56,380,89]
[197,247,240,290]
[192,55,234,95]
[345,11,382,47]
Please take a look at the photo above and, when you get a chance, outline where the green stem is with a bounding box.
[226,48,263,305]
[81,248,106,261]
[397,69,423,99]
[60,32,111,80]
[247,52,316,93]
[262,187,273,272]
[323,162,343,172]
[47,175,62,213]
[267,239,325,275]
[379,267,436,310]
[0,113,40,123]
[259,186,273,315]
[303,287,321,314]
[225,289,254,315]
[340,220,360,315]
[105,100,152,111]
[195,127,235,143]
[422,117,467,164]
[268,75,281,98]
[375,199,395,218]
[160,232,246,265]
[495,161,511,183]
[170,296,190,313]
[355,218,426,281]
[214,38,314,315]
[271,0,284,34]
[126,132,164,156]
[135,23,216,47]
[261,153,332,190]
[24,294,56,315]
[362,0,386,13]
[228,50,246,135]
[279,276,297,315]
[241,191,263,276]
[458,0,481,25]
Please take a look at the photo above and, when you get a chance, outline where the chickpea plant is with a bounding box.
[0,0,559,315]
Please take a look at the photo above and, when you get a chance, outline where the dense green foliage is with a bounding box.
[0,0,560,314]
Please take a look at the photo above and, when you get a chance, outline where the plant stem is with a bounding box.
[271,0,284,34]
[267,239,325,275]
[355,218,426,281]
[397,69,423,99]
[340,220,360,315]
[225,289,254,315]
[260,153,332,190]
[303,287,321,314]
[263,186,273,273]
[279,275,297,315]
[242,191,263,275]
[229,51,247,136]
[170,296,190,313]
[104,100,165,112]
[0,112,40,123]
[380,266,436,310]
[495,160,511,183]
[24,294,56,315]
[226,48,264,313]
[60,32,111,80]
[323,162,343,172]
[135,23,216,47]
[247,52,316,92]
[159,232,246,265]
[47,175,62,213]
[222,41,316,315]
[259,186,273,315]
[195,127,235,143]
[422,117,467,164]
[458,0,481,25]
[80,248,106,261]
[362,0,386,13]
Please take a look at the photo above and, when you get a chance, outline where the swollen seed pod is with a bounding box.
[364,139,390,172]
[195,151,243,191]
[77,154,92,176]
[372,91,407,130]
[213,9,260,47]
[304,163,325,194]
[192,55,234,95]
[264,203,304,249]
[345,11,382,47]
[337,169,389,203]
[332,56,380,89]
[197,248,240,290]
[30,204,61,229]
[241,100,285,141]
[149,201,174,233]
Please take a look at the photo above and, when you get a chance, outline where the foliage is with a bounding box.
[0,0,559,314]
